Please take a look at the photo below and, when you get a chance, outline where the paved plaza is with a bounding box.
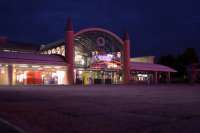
[0,84,200,133]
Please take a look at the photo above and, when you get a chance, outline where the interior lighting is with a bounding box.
[32,65,40,68]
[19,64,29,68]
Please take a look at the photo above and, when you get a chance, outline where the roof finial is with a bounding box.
[66,16,73,31]
[124,32,130,40]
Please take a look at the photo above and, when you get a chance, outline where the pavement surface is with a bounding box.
[0,84,200,133]
[0,118,23,133]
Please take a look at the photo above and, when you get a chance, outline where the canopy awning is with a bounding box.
[0,52,67,66]
[130,62,177,72]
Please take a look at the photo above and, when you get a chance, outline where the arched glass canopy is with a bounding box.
[74,29,124,69]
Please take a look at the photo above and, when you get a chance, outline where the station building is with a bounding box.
[0,18,176,85]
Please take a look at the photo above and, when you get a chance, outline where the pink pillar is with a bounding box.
[8,64,13,85]
[167,72,171,83]
[123,32,131,84]
[154,71,158,84]
[65,17,74,85]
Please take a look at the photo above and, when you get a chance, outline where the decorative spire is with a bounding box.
[124,32,130,40]
[0,36,8,44]
[66,16,73,31]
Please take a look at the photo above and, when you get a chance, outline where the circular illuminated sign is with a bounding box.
[96,37,105,47]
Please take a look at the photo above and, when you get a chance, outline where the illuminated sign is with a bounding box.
[96,37,105,47]
[95,54,113,62]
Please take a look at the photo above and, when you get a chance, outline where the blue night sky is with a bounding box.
[0,0,200,57]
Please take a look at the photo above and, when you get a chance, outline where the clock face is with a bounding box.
[96,37,105,47]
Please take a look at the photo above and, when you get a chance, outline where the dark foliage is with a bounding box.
[158,48,199,82]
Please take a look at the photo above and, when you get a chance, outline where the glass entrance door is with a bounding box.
[75,69,123,85]
[104,71,123,84]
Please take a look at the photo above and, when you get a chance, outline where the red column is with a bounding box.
[66,17,74,85]
[123,32,130,84]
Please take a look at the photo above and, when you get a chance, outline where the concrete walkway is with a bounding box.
[0,84,200,133]
[0,118,24,133]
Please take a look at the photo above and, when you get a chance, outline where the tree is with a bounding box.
[181,48,199,65]
[158,54,176,68]
[158,48,199,82]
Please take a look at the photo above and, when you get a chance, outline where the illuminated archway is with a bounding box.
[74,28,124,45]
[73,28,124,84]
[74,28,124,68]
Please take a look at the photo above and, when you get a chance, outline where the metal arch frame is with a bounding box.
[74,27,124,45]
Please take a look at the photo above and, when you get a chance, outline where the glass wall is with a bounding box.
[75,69,123,85]
[130,71,154,83]
[42,45,65,56]
[0,64,9,85]
[73,31,124,85]
[13,64,67,85]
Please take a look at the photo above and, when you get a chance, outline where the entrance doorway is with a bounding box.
[75,69,123,85]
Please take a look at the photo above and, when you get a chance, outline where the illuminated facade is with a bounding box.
[0,18,176,85]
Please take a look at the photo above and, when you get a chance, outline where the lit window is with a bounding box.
[3,49,11,52]
[56,47,61,55]
[48,50,51,54]
[52,48,56,54]
[61,45,65,56]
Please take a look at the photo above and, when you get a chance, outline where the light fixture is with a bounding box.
[32,65,40,68]
[44,66,52,69]
[19,64,28,68]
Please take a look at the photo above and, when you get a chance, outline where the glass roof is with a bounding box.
[74,31,123,53]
